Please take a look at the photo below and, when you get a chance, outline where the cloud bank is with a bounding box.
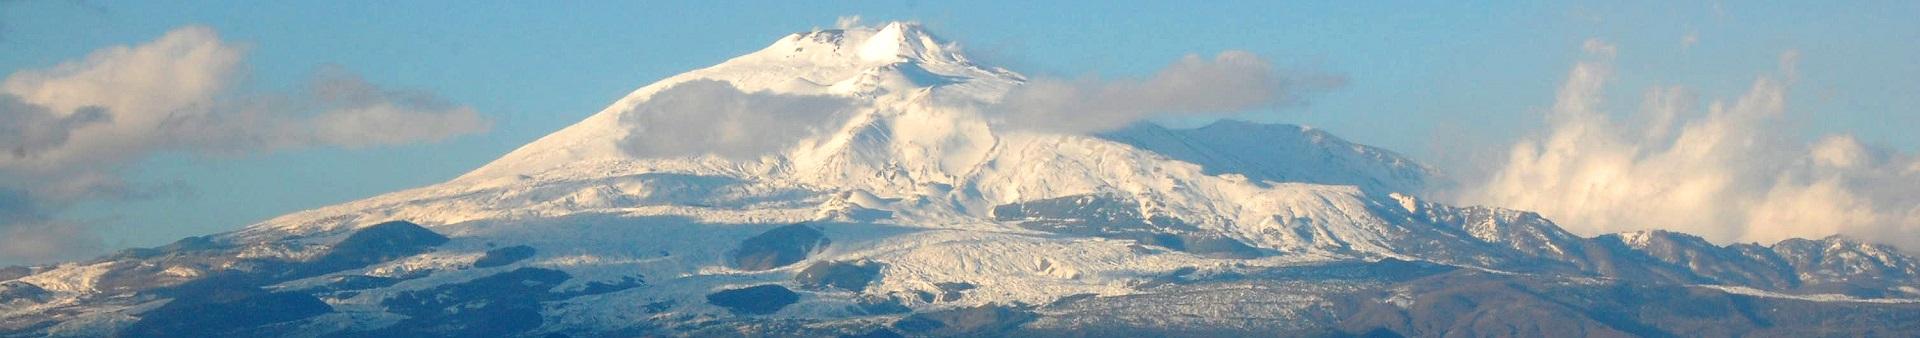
[618,80,854,159]
[990,50,1341,133]
[1466,39,1920,248]
[0,26,490,264]
[614,51,1337,159]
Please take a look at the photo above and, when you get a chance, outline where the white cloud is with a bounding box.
[0,95,107,159]
[988,50,1341,133]
[617,79,854,159]
[835,15,863,30]
[1466,40,1920,248]
[1,26,242,172]
[0,26,490,264]
[298,68,491,148]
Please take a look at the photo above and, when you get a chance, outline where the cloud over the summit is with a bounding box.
[618,80,855,160]
[989,50,1342,133]
[1465,39,1920,248]
[0,26,490,264]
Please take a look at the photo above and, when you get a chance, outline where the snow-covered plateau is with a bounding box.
[4,22,1918,337]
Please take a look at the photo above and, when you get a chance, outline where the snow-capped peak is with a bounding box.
[10,22,1920,337]
[857,22,958,64]
[451,21,1017,181]
[239,22,1435,249]
[765,21,965,65]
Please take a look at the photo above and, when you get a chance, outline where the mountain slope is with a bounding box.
[3,22,1917,337]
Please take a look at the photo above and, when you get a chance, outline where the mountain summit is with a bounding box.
[457,21,1015,181]
[4,22,1917,337]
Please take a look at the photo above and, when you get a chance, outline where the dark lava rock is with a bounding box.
[852,295,913,315]
[795,260,883,292]
[110,235,223,260]
[0,281,50,303]
[732,224,829,271]
[992,194,1178,236]
[303,275,407,297]
[706,284,800,315]
[121,279,332,338]
[1134,234,1264,259]
[891,304,1036,336]
[934,282,975,302]
[362,267,571,337]
[288,221,448,279]
[555,276,647,298]
[993,194,1265,259]
[473,245,537,268]
[840,328,906,338]
[1333,270,1920,338]
[1176,235,1265,259]
[643,300,676,313]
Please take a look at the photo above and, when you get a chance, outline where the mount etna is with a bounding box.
[3,22,1916,338]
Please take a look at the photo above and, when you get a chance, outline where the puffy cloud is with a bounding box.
[835,15,863,30]
[0,26,490,264]
[1466,39,1920,248]
[0,95,108,159]
[618,80,854,159]
[1,26,242,171]
[989,50,1341,133]
[1,26,488,169]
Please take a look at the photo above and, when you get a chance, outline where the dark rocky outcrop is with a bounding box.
[934,282,976,302]
[706,284,800,315]
[795,260,883,292]
[851,295,913,315]
[120,278,332,338]
[110,235,224,260]
[1165,234,1265,259]
[732,224,830,271]
[362,267,573,337]
[994,194,1265,259]
[0,281,50,304]
[840,328,906,338]
[891,304,1036,336]
[556,275,647,298]
[285,221,448,280]
[1333,270,1920,338]
[473,245,537,268]
[302,275,408,299]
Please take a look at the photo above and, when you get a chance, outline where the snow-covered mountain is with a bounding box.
[4,22,1918,337]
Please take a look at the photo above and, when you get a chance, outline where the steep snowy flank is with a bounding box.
[1102,121,1441,195]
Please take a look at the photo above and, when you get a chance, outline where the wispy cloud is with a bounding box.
[1465,39,1920,248]
[835,15,863,30]
[988,50,1342,133]
[0,26,490,264]
[617,79,854,160]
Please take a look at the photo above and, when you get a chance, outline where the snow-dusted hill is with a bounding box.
[4,22,1918,337]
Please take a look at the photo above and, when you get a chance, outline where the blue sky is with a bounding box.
[2,1,1915,261]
